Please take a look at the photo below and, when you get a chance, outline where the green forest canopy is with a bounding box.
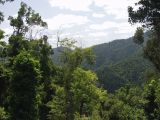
[0,0,160,120]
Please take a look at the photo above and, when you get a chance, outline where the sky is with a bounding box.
[0,0,139,47]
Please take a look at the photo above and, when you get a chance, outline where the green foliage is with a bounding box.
[143,80,160,120]
[128,0,160,29]
[106,100,145,120]
[48,67,107,120]
[0,64,10,106]
[8,2,47,36]
[8,35,27,57]
[100,80,160,120]
[110,55,152,84]
[1,1,160,120]
[10,52,41,120]
[0,29,4,40]
[0,107,8,120]
[53,34,153,92]
[133,27,144,45]
[128,0,160,72]
[38,39,55,120]
[144,35,160,71]
[74,110,101,120]
[47,85,65,120]
[103,86,146,120]
[83,35,153,92]
[83,48,95,65]
[71,68,107,116]
[48,39,106,120]
[3,3,53,120]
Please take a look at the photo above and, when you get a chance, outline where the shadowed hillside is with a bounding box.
[91,33,154,92]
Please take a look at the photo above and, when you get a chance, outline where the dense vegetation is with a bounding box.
[54,36,154,92]
[0,0,160,120]
[91,33,154,92]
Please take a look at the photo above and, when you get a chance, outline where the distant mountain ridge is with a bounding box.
[53,32,154,92]
[91,38,140,70]
[90,33,153,92]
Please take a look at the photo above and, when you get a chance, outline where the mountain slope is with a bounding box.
[91,38,140,70]
[52,32,154,92]
[90,35,154,92]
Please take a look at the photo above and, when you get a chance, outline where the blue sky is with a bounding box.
[0,0,139,47]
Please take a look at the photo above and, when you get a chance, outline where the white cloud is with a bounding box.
[89,32,107,37]
[115,23,140,34]
[90,21,118,30]
[3,28,13,35]
[90,21,138,35]
[47,0,141,47]
[45,14,90,30]
[94,0,139,19]
[48,0,139,19]
[48,0,92,11]
[92,13,105,18]
[60,33,84,39]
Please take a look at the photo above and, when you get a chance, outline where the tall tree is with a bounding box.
[128,0,160,71]
[38,36,55,120]
[6,2,55,120]
[60,39,95,120]
[10,52,41,120]
[8,2,47,57]
[48,38,106,120]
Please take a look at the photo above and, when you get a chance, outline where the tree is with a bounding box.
[8,2,47,36]
[6,3,54,120]
[102,86,146,120]
[38,36,55,120]
[47,84,66,120]
[61,41,96,120]
[48,38,106,120]
[71,68,107,117]
[144,80,160,120]
[133,27,144,45]
[128,0,160,31]
[7,2,47,57]
[9,52,41,120]
[128,0,160,71]
[48,67,107,120]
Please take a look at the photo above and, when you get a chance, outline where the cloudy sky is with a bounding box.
[0,0,139,47]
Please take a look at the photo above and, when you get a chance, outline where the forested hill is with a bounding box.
[53,32,154,92]
[2,0,160,119]
[91,32,151,70]
[92,37,140,69]
[88,32,154,92]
